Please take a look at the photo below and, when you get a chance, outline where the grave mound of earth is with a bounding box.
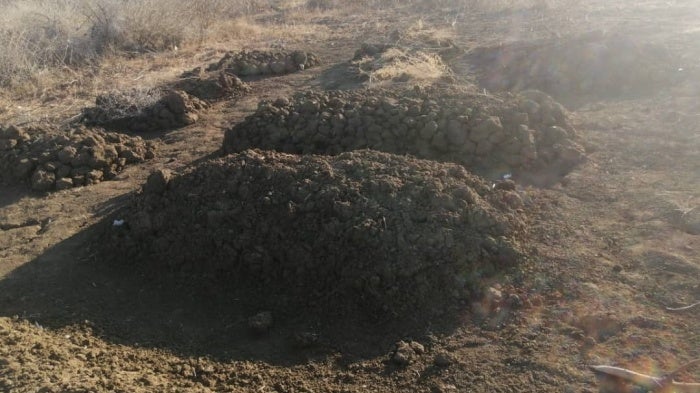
[101,149,526,319]
[206,50,320,77]
[81,89,207,132]
[466,32,679,107]
[0,124,155,191]
[174,69,251,101]
[223,88,585,181]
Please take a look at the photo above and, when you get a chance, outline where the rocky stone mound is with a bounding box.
[0,124,155,191]
[223,88,585,180]
[101,149,525,318]
[174,69,251,100]
[81,89,208,132]
[467,32,679,106]
[206,50,320,76]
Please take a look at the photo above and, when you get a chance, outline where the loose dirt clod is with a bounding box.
[223,88,585,182]
[0,124,155,191]
[206,49,320,76]
[174,69,251,101]
[101,149,526,319]
[81,89,208,132]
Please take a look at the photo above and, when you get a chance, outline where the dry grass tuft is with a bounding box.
[355,47,451,86]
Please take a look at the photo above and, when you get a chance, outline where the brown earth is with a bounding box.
[1,1,699,392]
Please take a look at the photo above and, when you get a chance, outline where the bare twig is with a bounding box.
[666,302,700,311]
[590,360,700,393]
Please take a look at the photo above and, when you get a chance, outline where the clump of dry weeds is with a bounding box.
[0,0,272,94]
[354,47,451,86]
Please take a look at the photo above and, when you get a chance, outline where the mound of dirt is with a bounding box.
[467,32,679,106]
[81,89,208,132]
[174,69,251,100]
[0,124,155,191]
[223,88,585,180]
[206,50,321,76]
[353,43,398,60]
[101,149,525,319]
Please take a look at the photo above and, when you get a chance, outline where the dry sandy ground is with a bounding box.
[0,1,699,392]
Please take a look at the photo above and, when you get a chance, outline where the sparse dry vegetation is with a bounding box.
[0,0,301,96]
[355,48,451,85]
[0,0,574,96]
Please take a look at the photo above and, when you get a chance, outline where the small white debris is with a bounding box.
[113,219,125,227]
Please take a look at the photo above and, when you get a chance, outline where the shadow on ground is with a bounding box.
[0,204,464,364]
[0,185,31,209]
[456,32,693,109]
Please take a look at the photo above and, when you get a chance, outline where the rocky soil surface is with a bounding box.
[101,149,526,319]
[0,124,155,191]
[207,50,321,77]
[223,88,586,182]
[0,1,698,392]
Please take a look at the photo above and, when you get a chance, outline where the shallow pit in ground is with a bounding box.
[464,32,683,108]
[223,87,586,185]
[100,149,526,320]
[0,124,155,192]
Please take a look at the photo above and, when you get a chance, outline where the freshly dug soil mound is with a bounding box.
[81,89,208,132]
[223,88,585,179]
[467,32,679,106]
[0,124,155,191]
[102,149,525,318]
[206,50,321,76]
[174,69,251,100]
